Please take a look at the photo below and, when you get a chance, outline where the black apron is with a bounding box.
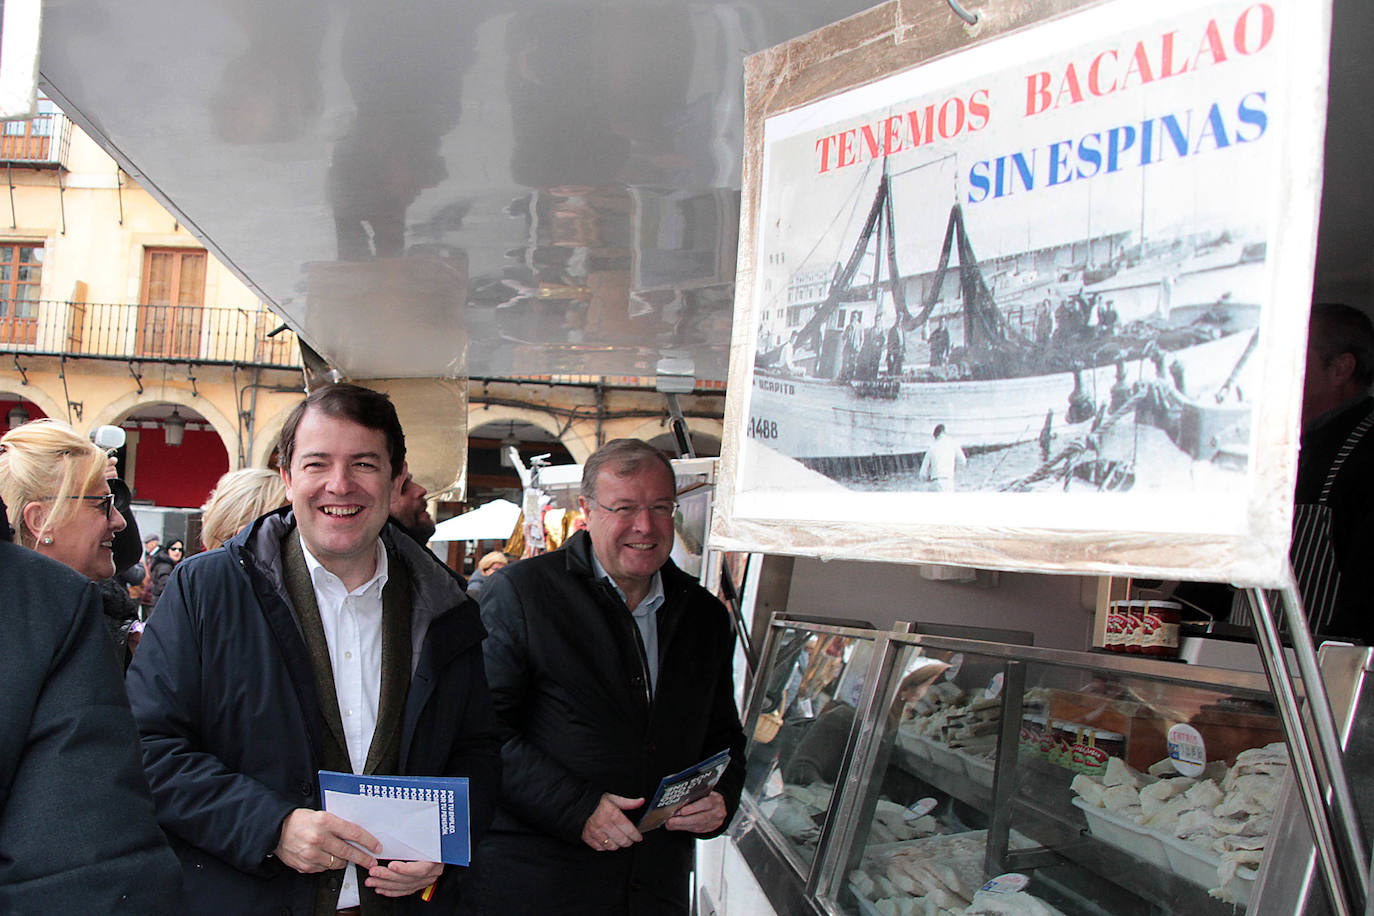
[1288,409,1374,633]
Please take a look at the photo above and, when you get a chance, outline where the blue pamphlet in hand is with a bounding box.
[319,770,471,865]
[637,749,732,832]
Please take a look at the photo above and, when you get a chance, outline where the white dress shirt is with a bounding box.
[300,538,388,909]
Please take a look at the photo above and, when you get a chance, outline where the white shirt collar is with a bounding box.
[299,536,389,597]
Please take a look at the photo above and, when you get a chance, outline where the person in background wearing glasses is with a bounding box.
[0,422,184,911]
[145,538,184,610]
[463,438,745,916]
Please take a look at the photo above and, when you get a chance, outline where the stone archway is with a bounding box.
[248,400,303,469]
[0,386,66,427]
[468,406,573,458]
[92,386,241,465]
[645,430,722,458]
[93,390,235,509]
[622,417,724,455]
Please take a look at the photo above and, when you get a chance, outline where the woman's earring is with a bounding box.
[40,536,52,545]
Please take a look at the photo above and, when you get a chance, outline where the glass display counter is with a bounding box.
[742,620,882,879]
[732,615,1369,916]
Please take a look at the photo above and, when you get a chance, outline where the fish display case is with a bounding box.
[730,615,1373,916]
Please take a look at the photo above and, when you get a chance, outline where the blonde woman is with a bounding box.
[0,435,183,909]
[465,549,510,599]
[0,418,127,581]
[199,467,289,550]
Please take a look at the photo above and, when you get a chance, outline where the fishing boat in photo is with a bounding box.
[749,171,1263,483]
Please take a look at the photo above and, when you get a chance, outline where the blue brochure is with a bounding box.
[318,770,471,866]
[637,749,732,832]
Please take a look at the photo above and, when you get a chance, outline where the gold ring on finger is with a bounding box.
[328,854,336,868]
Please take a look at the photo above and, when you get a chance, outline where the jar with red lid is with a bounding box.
[1074,729,1124,775]
[1122,602,1144,653]
[1105,601,1128,652]
[1139,600,1183,657]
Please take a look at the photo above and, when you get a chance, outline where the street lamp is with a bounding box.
[163,408,185,447]
[499,421,519,469]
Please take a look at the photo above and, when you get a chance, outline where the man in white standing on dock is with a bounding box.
[920,423,967,492]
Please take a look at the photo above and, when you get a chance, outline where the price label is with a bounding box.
[945,653,964,681]
[1166,723,1207,777]
[905,797,938,820]
[985,672,1004,700]
[978,873,1030,895]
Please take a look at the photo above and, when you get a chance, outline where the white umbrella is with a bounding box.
[429,499,521,543]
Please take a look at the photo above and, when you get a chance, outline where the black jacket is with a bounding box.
[126,508,501,915]
[146,546,179,607]
[0,539,183,912]
[465,530,745,916]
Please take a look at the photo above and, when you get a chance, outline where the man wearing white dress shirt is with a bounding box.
[127,384,499,915]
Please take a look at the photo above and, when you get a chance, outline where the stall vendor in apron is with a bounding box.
[1290,302,1374,642]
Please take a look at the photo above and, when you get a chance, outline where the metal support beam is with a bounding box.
[1244,584,1366,916]
[56,167,66,236]
[664,393,696,459]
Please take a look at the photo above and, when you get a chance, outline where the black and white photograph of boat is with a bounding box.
[735,0,1291,508]
[719,0,1324,581]
[747,166,1266,495]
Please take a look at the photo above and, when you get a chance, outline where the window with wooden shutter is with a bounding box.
[137,247,206,357]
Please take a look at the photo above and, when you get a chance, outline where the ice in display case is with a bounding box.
[731,615,1371,916]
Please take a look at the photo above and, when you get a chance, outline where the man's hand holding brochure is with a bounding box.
[638,749,732,833]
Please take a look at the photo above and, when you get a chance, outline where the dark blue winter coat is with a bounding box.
[126,508,500,915]
[0,539,182,912]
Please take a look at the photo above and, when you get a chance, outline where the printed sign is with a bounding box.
[715,0,1328,586]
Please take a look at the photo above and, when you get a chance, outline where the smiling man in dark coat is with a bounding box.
[463,438,745,916]
[126,384,500,915]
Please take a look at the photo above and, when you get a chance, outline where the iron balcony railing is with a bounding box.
[0,110,73,168]
[0,299,302,368]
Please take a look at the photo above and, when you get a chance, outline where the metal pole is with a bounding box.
[1266,584,1369,901]
[664,393,696,459]
[1244,588,1358,916]
[719,560,758,677]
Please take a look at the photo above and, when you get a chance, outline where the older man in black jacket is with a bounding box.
[127,384,500,915]
[463,439,745,916]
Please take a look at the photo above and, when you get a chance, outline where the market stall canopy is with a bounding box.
[34,0,879,382]
[430,498,521,543]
